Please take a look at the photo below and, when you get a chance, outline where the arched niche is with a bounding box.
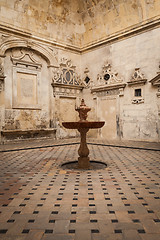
[0,38,57,140]
[0,37,57,66]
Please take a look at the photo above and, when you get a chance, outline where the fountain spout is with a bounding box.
[75,99,91,122]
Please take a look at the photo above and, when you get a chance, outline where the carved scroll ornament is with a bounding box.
[128,68,147,86]
[0,58,5,91]
[52,58,83,87]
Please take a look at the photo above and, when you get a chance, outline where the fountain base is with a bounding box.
[61,160,107,170]
[78,156,90,168]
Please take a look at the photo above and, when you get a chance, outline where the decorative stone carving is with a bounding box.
[127,68,147,104]
[0,34,10,44]
[0,58,5,91]
[96,62,123,86]
[96,89,120,97]
[127,68,147,86]
[132,98,144,104]
[150,66,160,115]
[48,47,58,62]
[150,70,160,98]
[0,58,4,76]
[52,58,83,86]
[91,62,126,96]
[0,37,57,66]
[83,67,93,88]
[11,48,41,109]
[51,58,84,97]
[150,72,160,86]
[11,48,42,69]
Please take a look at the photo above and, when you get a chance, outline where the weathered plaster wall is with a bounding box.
[80,0,160,47]
[0,32,82,140]
[0,0,82,47]
[0,0,159,48]
[81,27,160,141]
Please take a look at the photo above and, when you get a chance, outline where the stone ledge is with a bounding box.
[1,128,56,141]
[91,83,126,93]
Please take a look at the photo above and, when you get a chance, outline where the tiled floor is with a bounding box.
[0,139,160,240]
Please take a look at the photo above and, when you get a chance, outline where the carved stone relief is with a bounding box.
[91,62,126,97]
[150,66,160,98]
[0,36,57,67]
[0,33,10,45]
[96,89,120,97]
[83,67,93,88]
[0,57,5,91]
[11,48,42,69]
[127,68,147,86]
[96,62,123,87]
[51,58,84,97]
[150,65,160,115]
[52,58,83,86]
[127,68,147,104]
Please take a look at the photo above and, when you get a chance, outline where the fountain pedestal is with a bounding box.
[62,99,105,169]
[78,128,89,168]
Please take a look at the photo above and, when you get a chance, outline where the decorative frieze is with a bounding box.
[52,85,81,97]
[96,89,119,97]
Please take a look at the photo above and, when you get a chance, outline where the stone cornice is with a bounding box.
[91,83,126,93]
[0,17,160,54]
[150,72,160,86]
[51,82,84,90]
[127,79,147,86]
[0,23,80,54]
[81,17,160,53]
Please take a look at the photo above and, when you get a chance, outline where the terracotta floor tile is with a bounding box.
[0,138,159,239]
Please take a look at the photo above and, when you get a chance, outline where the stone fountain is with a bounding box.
[62,99,105,169]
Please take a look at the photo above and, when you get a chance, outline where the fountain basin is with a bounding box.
[62,121,105,129]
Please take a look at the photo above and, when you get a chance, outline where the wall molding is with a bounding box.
[0,17,160,54]
[81,17,160,53]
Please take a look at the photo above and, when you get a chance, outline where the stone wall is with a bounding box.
[80,0,160,48]
[81,28,160,141]
[0,0,82,47]
[0,33,82,141]
[0,0,159,142]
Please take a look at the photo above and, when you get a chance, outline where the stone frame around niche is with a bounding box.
[127,68,147,104]
[10,48,42,110]
[150,72,160,98]
[131,85,145,104]
[12,67,41,109]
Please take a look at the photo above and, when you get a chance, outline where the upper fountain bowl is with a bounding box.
[62,99,105,129]
[62,121,105,129]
